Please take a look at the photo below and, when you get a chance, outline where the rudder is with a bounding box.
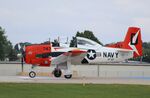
[123,27,142,58]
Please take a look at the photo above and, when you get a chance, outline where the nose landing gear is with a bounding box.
[29,71,36,78]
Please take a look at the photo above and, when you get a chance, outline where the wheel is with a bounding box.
[29,71,36,78]
[53,69,62,78]
[64,74,72,79]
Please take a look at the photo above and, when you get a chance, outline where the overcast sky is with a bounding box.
[0,0,150,45]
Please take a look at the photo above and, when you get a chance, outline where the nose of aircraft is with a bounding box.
[17,53,22,58]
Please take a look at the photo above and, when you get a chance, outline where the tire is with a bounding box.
[53,69,62,78]
[64,74,72,79]
[29,71,36,78]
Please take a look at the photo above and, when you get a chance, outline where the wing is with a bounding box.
[51,49,87,66]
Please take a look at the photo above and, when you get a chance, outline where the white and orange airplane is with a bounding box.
[16,27,142,79]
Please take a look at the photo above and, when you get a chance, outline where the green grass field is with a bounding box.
[0,83,150,98]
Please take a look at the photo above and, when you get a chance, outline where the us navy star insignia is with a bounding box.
[87,50,96,60]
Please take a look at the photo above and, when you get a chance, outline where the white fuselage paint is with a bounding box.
[75,37,134,64]
[85,47,133,64]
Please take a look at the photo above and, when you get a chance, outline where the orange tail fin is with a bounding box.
[123,27,142,58]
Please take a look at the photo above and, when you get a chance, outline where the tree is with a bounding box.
[70,37,77,47]
[70,30,103,47]
[76,30,102,45]
[0,27,7,60]
[142,42,150,63]
[129,42,150,63]
[0,26,16,61]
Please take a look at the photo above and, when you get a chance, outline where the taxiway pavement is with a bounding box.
[0,76,150,85]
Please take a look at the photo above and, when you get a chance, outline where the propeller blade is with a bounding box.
[21,57,24,72]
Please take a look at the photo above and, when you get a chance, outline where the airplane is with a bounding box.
[16,27,142,79]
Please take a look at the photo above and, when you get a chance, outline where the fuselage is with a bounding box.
[81,47,133,64]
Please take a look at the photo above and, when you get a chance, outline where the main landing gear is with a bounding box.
[53,68,62,78]
[64,74,72,79]
[53,68,72,79]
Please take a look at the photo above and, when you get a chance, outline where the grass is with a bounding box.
[0,83,150,98]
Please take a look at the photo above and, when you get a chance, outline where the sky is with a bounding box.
[0,0,150,45]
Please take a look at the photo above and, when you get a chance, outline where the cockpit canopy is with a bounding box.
[76,37,102,49]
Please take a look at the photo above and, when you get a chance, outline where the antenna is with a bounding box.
[49,38,51,43]
[58,36,60,43]
[66,37,68,44]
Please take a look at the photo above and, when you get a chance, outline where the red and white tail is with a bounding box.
[123,27,142,58]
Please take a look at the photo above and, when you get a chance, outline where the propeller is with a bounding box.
[14,43,26,72]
